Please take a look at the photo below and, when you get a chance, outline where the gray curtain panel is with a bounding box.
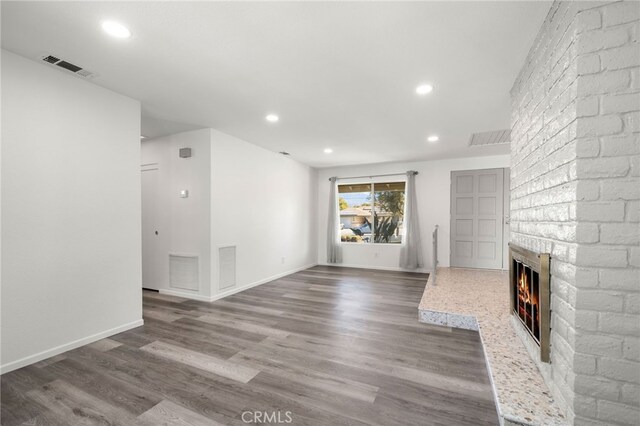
[327,177,343,263]
[399,171,424,269]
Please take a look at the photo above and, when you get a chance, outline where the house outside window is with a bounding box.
[338,181,405,244]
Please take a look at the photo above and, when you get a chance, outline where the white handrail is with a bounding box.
[432,225,439,285]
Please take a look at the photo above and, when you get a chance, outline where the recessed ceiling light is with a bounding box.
[324,148,333,154]
[102,21,132,39]
[416,84,434,95]
[427,135,439,142]
[266,114,279,123]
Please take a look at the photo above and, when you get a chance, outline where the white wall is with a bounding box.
[141,129,212,299]
[1,50,142,373]
[317,155,510,271]
[210,129,318,296]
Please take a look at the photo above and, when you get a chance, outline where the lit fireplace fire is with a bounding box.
[515,262,540,340]
[509,244,550,362]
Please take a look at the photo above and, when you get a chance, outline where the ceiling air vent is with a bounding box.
[469,129,511,147]
[42,55,60,64]
[39,54,97,79]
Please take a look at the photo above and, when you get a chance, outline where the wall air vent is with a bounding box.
[469,129,511,147]
[39,54,97,79]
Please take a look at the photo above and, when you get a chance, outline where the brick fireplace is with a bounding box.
[510,1,639,425]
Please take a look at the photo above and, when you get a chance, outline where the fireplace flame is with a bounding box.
[518,267,539,319]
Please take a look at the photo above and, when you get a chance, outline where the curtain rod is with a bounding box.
[329,171,418,181]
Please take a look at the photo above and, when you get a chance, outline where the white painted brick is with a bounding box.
[574,353,597,375]
[601,44,640,70]
[576,95,600,117]
[575,309,599,331]
[625,291,640,314]
[602,93,640,114]
[620,383,640,405]
[575,267,600,288]
[631,154,640,177]
[578,70,631,97]
[626,200,640,222]
[577,53,601,75]
[554,294,577,325]
[577,223,600,243]
[574,373,622,399]
[600,133,639,157]
[552,241,578,264]
[599,312,640,335]
[576,137,601,158]
[578,24,630,54]
[626,110,640,133]
[630,246,640,268]
[601,180,640,200]
[574,396,597,421]
[577,156,630,178]
[578,8,602,33]
[577,246,629,268]
[599,357,640,383]
[603,1,640,27]
[577,289,625,311]
[577,114,624,137]
[624,337,640,361]
[577,201,626,221]
[577,180,600,201]
[600,223,640,245]
[599,268,640,291]
[631,66,640,90]
[597,399,640,425]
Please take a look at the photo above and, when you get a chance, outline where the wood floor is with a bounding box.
[1,266,499,425]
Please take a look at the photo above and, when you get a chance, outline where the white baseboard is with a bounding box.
[159,288,214,302]
[318,262,432,274]
[0,319,144,375]
[160,263,318,303]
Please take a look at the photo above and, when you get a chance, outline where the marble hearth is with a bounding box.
[418,267,566,426]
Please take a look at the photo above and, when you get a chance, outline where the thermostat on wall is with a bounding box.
[180,190,189,198]
[179,148,192,158]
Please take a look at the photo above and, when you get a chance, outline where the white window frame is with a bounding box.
[337,179,407,245]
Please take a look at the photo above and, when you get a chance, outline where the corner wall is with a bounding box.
[316,155,510,271]
[1,50,143,373]
[141,129,212,299]
[210,129,318,297]
[510,1,639,424]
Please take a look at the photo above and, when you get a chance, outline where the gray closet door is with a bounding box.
[450,168,505,269]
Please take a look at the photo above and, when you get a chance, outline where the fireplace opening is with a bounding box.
[509,244,551,362]
[515,260,540,341]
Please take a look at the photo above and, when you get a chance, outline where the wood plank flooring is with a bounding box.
[1,266,499,425]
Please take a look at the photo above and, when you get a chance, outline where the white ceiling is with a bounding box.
[1,1,550,168]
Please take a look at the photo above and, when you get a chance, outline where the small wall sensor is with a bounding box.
[179,148,192,158]
[180,190,189,198]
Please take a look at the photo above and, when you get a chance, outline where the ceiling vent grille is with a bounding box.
[469,129,511,147]
[39,54,97,79]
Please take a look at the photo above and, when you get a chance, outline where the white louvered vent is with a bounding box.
[469,129,511,147]
[218,246,236,290]
[39,54,97,79]
[169,254,199,291]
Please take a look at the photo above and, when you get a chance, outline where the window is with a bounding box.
[338,181,405,244]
